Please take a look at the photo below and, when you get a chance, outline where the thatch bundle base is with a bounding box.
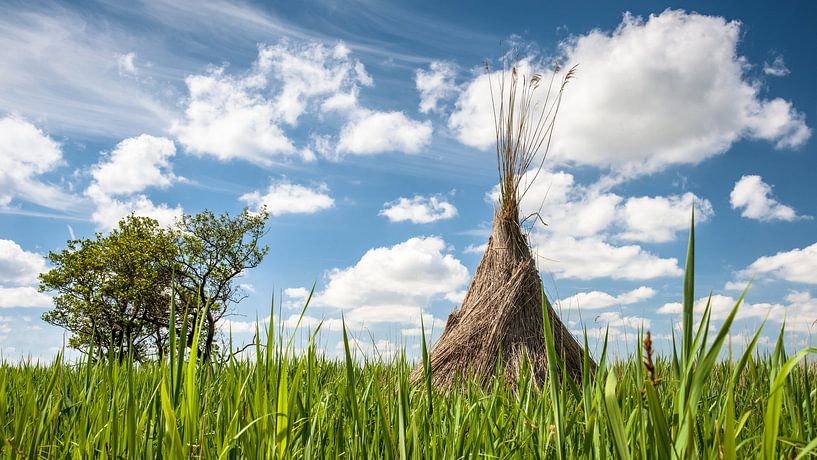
[412,213,589,389]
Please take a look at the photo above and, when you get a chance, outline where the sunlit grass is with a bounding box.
[2,219,816,458]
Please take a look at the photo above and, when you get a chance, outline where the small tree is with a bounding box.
[41,215,177,360]
[174,208,269,361]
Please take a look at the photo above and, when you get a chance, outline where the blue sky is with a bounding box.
[1,0,815,361]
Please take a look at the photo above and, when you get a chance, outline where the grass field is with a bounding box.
[2,225,817,459]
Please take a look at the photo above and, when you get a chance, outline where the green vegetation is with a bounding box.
[2,219,816,458]
[39,209,270,362]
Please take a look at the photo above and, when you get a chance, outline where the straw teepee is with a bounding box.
[412,62,590,389]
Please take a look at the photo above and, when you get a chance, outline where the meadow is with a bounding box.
[1,225,816,459]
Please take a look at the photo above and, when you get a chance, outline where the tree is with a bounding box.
[40,215,177,361]
[173,208,269,361]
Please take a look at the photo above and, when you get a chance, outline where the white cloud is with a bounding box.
[657,294,782,322]
[577,311,651,345]
[255,40,372,124]
[401,317,448,337]
[380,194,457,223]
[595,311,651,329]
[173,41,369,165]
[444,290,466,304]
[463,243,487,254]
[90,135,177,196]
[85,134,182,231]
[0,239,47,286]
[782,291,817,332]
[0,240,50,309]
[484,169,691,280]
[240,181,334,216]
[336,110,432,155]
[763,55,790,77]
[531,233,682,280]
[321,90,358,113]
[219,317,265,334]
[496,170,711,243]
[730,175,803,222]
[618,192,713,243]
[724,280,749,291]
[285,287,311,301]
[86,190,183,231]
[314,236,468,327]
[172,40,429,162]
[116,52,137,76]
[172,67,296,164]
[449,10,810,175]
[416,61,458,113]
[0,287,52,308]
[0,116,78,209]
[447,66,506,150]
[561,286,656,310]
[494,169,621,238]
[733,242,817,285]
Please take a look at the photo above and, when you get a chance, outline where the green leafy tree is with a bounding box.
[174,208,269,361]
[40,215,178,360]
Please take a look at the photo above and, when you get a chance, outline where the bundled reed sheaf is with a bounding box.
[412,61,590,389]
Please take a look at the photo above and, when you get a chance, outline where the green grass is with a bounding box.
[2,220,817,459]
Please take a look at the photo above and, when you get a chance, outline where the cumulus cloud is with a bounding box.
[449,10,810,175]
[618,192,713,243]
[780,291,817,332]
[483,169,701,280]
[90,135,177,196]
[576,311,651,344]
[561,286,656,310]
[240,181,334,216]
[415,61,458,113]
[284,287,311,301]
[463,243,487,254]
[657,294,783,322]
[255,41,372,124]
[380,194,457,223]
[492,170,621,238]
[86,191,183,231]
[0,286,52,308]
[492,170,711,243]
[336,111,432,155]
[85,135,183,231]
[401,317,448,336]
[732,242,817,285]
[532,234,682,280]
[0,239,47,286]
[173,40,430,162]
[173,41,369,165]
[313,236,468,327]
[730,175,803,222]
[0,116,78,209]
[0,240,50,309]
[172,66,296,164]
